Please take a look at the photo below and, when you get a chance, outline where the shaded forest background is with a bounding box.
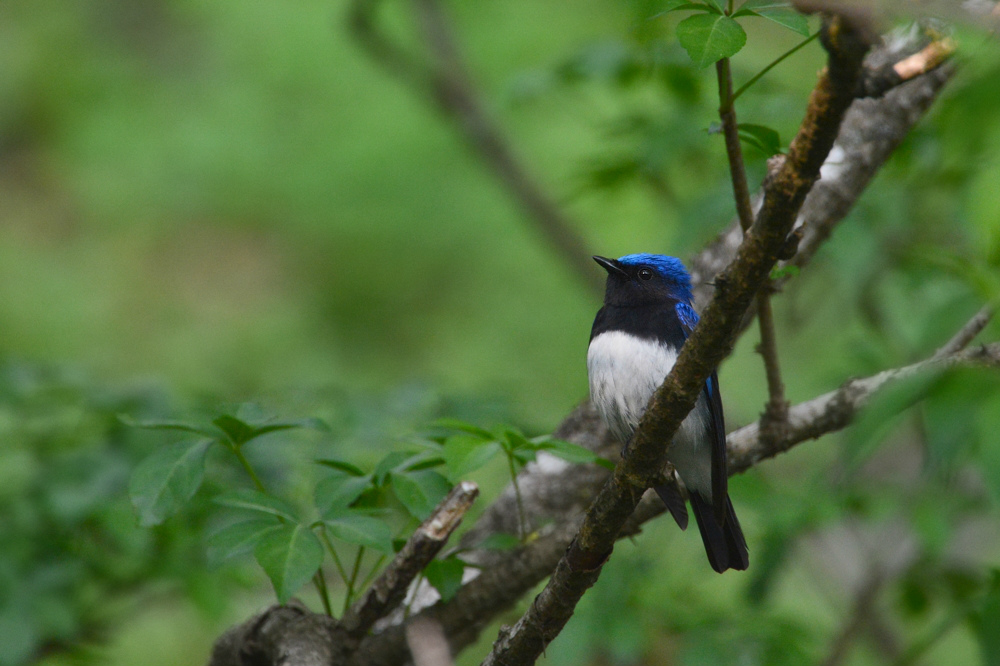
[2,1,1000,665]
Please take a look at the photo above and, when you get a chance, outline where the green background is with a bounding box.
[2,1,1000,664]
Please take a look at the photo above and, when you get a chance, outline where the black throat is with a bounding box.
[590,300,688,347]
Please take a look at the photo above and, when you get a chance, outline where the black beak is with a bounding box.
[593,255,627,277]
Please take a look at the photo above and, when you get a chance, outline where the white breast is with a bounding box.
[587,330,713,498]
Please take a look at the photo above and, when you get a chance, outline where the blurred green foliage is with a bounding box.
[2,0,1000,664]
[0,362,234,665]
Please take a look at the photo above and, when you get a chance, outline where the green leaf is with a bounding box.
[207,518,283,564]
[503,429,535,452]
[536,438,614,469]
[424,556,466,602]
[652,0,713,16]
[676,14,747,68]
[738,123,782,156]
[702,0,725,13]
[734,0,810,35]
[389,470,452,520]
[430,418,496,441]
[215,489,298,522]
[129,438,213,526]
[254,523,324,604]
[324,515,394,553]
[402,450,447,472]
[212,414,257,446]
[252,418,331,439]
[315,473,373,518]
[119,415,217,438]
[511,448,537,465]
[373,450,413,485]
[315,458,367,477]
[443,435,503,479]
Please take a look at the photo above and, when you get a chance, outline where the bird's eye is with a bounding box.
[638,268,654,281]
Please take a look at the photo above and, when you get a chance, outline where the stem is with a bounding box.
[231,445,267,493]
[732,31,820,102]
[756,289,789,423]
[716,56,789,425]
[357,553,388,593]
[506,453,528,540]
[343,546,366,615]
[716,57,755,232]
[321,527,351,588]
[313,569,334,617]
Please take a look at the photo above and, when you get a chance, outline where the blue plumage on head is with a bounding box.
[617,253,693,301]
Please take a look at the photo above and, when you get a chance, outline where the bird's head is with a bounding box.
[593,253,693,307]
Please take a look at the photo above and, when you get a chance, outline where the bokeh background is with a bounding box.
[3,1,1000,664]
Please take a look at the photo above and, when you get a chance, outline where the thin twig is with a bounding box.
[716,56,789,427]
[716,57,755,233]
[933,305,994,359]
[727,341,1000,474]
[755,289,789,427]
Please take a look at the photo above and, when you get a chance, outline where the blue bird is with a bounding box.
[587,253,748,573]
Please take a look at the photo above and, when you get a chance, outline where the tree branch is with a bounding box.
[347,0,602,293]
[933,305,994,359]
[690,37,955,312]
[716,53,790,431]
[728,341,1000,473]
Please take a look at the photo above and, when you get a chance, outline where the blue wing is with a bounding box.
[675,301,699,336]
[674,301,728,519]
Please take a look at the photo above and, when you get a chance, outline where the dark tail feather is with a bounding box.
[653,484,689,530]
[690,492,749,573]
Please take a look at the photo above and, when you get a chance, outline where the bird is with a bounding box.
[587,253,748,573]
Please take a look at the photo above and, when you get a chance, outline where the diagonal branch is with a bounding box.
[347,0,602,293]
[933,305,994,359]
[728,341,1000,474]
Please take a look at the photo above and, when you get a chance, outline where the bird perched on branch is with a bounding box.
[587,253,748,573]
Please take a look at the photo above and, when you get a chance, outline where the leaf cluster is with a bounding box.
[126,409,610,611]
